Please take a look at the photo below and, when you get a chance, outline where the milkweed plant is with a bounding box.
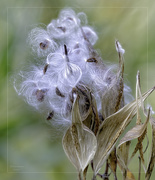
[14,8,155,180]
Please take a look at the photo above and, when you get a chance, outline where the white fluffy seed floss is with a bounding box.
[13,8,155,180]
[14,8,130,128]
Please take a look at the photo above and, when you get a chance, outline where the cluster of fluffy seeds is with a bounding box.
[14,8,131,128]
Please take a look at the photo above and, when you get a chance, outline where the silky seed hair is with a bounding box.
[14,8,131,128]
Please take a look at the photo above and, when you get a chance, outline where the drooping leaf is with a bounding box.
[126,72,150,169]
[109,147,117,178]
[145,116,155,180]
[62,94,97,173]
[126,170,136,180]
[117,110,149,177]
[129,128,147,166]
[117,72,151,177]
[118,110,150,147]
[93,86,155,175]
[117,141,131,178]
[118,159,136,180]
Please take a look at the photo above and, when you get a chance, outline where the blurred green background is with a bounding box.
[1,0,155,179]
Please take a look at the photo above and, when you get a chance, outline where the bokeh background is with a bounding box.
[1,0,155,179]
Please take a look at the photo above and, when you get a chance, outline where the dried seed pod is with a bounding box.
[62,94,97,173]
[40,39,50,50]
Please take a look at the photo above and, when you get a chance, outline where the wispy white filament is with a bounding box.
[14,8,130,128]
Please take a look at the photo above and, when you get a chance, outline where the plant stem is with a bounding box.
[83,165,89,180]
[79,172,83,180]
[138,156,141,180]
[104,159,109,180]
[92,174,97,180]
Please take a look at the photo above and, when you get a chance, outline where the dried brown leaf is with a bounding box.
[117,108,150,178]
[121,72,151,169]
[117,159,135,180]
[93,87,154,175]
[109,148,117,177]
[117,72,151,175]
[126,170,136,180]
[145,117,155,180]
[129,128,147,165]
[63,94,97,173]
[117,141,131,178]
[118,110,150,147]
[125,72,149,170]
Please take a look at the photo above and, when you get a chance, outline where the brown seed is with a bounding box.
[69,94,74,103]
[35,89,48,102]
[40,39,49,50]
[66,103,72,113]
[55,87,65,97]
[67,17,73,21]
[57,26,66,32]
[43,64,49,74]
[74,43,79,49]
[46,111,54,120]
[64,44,68,56]
[87,58,98,63]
